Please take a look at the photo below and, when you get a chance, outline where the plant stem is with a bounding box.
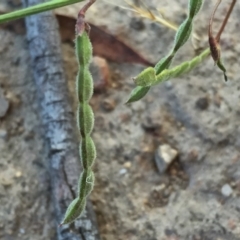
[0,0,84,24]
[208,0,221,40]
[216,0,236,41]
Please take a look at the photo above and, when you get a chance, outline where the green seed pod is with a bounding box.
[133,67,156,87]
[154,55,173,75]
[78,170,95,199]
[78,170,87,199]
[62,1,97,226]
[76,66,93,103]
[80,136,96,169]
[77,103,94,137]
[125,86,151,103]
[76,31,92,66]
[128,0,205,101]
[61,198,86,225]
[173,19,192,52]
[85,170,95,196]
[189,0,203,17]
[153,48,210,85]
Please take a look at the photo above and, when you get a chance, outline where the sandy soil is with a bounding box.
[0,1,240,240]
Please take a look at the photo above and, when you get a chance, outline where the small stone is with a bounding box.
[221,184,233,197]
[90,56,110,92]
[1,177,13,186]
[15,171,22,178]
[155,144,178,173]
[123,161,131,168]
[19,228,25,234]
[0,88,9,118]
[119,168,127,175]
[102,98,116,112]
[195,97,209,110]
[164,81,173,89]
[130,18,145,31]
[0,129,7,139]
[5,91,21,105]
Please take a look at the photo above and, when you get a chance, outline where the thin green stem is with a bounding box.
[0,0,84,24]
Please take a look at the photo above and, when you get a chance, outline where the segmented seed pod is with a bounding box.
[61,29,96,225]
[127,0,204,102]
[62,198,86,225]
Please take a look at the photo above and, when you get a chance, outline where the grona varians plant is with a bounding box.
[0,0,236,224]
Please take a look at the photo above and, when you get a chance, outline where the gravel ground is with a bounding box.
[0,1,240,240]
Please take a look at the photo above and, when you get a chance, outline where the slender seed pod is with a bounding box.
[80,136,96,169]
[61,198,86,225]
[128,0,204,102]
[133,48,210,87]
[126,86,151,104]
[75,31,92,66]
[61,2,97,224]
[189,0,203,18]
[76,67,93,103]
[85,170,95,196]
[77,103,94,137]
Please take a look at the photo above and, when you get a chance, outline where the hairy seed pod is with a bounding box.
[77,170,95,198]
[85,170,95,196]
[77,103,94,136]
[76,31,92,66]
[76,66,93,103]
[154,48,210,85]
[173,19,192,52]
[62,1,97,225]
[61,198,86,225]
[189,0,203,17]
[132,67,156,87]
[126,86,151,103]
[80,136,96,169]
[128,0,204,102]
[133,48,210,87]
[154,55,173,75]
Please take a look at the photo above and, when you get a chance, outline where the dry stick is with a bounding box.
[22,0,100,239]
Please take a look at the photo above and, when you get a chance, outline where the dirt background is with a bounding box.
[1,0,240,240]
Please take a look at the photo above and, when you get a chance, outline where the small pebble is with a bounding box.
[102,98,116,112]
[155,144,178,173]
[123,161,131,168]
[90,56,110,92]
[0,88,9,118]
[0,129,7,139]
[19,228,25,234]
[164,81,173,89]
[119,168,127,175]
[195,97,209,110]
[221,184,233,197]
[130,18,145,31]
[15,171,22,178]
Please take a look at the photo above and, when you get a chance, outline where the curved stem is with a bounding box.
[216,0,236,41]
